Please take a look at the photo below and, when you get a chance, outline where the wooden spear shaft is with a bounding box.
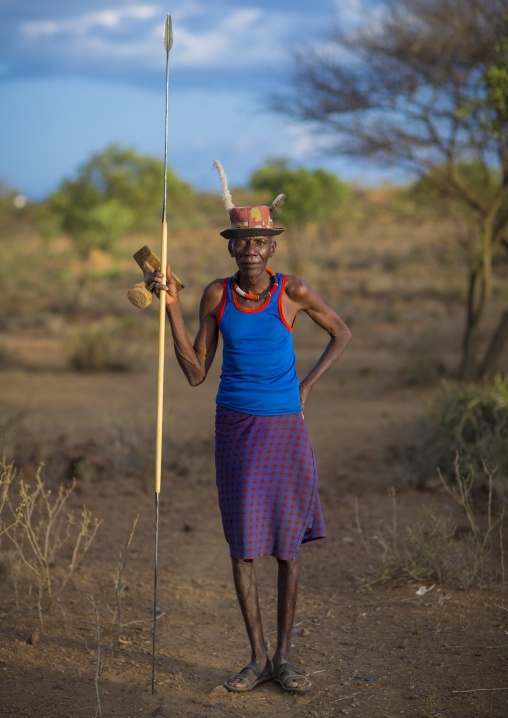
[152,13,173,695]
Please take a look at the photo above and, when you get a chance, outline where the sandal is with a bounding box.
[273,662,311,694]
[223,659,273,693]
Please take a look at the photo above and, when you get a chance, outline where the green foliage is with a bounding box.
[429,375,508,480]
[250,159,350,228]
[459,21,508,139]
[48,189,133,259]
[407,161,503,214]
[45,144,193,258]
[75,144,192,230]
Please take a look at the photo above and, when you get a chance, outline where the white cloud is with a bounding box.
[22,5,161,38]
[17,2,297,73]
[332,0,366,28]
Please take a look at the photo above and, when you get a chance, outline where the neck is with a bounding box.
[237,266,270,294]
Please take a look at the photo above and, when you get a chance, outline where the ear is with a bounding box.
[269,240,277,257]
[228,240,234,257]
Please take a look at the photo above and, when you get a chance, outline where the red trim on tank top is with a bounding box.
[231,275,272,313]
[278,274,294,333]
[217,277,228,326]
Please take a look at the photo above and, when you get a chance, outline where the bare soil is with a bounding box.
[0,323,507,718]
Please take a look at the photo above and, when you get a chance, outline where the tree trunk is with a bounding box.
[461,225,493,377]
[461,266,485,376]
[479,310,508,377]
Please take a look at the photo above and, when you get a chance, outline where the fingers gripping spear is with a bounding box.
[152,13,173,695]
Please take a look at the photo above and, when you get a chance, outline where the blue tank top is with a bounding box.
[216,272,301,416]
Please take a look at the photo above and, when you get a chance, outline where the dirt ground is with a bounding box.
[0,321,507,718]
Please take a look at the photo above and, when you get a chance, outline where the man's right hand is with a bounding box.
[146,266,180,307]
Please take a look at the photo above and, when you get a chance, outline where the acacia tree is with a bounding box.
[277,0,508,375]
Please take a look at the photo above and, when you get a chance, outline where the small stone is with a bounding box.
[26,631,39,646]
[300,628,311,637]
[150,707,173,717]
[398,640,408,649]
[209,685,228,697]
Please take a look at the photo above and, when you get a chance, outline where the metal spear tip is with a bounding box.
[163,14,173,52]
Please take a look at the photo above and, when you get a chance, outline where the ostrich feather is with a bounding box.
[270,193,286,217]
[213,160,235,211]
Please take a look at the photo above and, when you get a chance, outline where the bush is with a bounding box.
[370,512,480,586]
[0,343,18,370]
[66,326,142,372]
[429,374,508,482]
[402,331,446,386]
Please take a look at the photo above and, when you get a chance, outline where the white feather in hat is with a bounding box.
[213,160,235,212]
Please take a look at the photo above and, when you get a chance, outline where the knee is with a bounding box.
[232,558,254,569]
[277,558,298,568]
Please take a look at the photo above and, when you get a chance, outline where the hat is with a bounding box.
[213,160,286,240]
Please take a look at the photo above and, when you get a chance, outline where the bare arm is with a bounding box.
[283,276,352,415]
[150,267,222,387]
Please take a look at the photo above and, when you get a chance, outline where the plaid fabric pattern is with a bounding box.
[215,406,326,560]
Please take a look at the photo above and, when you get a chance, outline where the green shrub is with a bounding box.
[429,374,508,481]
[66,326,141,372]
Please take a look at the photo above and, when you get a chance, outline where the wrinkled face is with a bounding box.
[228,237,276,272]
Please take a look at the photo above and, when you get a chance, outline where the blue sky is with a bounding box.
[0,0,394,199]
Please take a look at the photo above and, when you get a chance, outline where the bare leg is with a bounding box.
[224,558,270,689]
[272,558,310,690]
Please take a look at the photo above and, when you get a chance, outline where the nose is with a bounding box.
[243,239,258,254]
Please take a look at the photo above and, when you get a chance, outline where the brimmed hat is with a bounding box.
[214,160,286,240]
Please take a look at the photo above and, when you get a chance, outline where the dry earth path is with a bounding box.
[0,331,507,717]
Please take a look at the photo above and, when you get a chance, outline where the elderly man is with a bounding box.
[149,161,351,694]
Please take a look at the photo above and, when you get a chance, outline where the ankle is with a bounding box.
[251,647,269,667]
[273,650,291,666]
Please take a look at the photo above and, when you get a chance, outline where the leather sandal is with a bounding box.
[223,658,274,693]
[273,662,311,694]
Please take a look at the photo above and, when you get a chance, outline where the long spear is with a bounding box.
[152,12,173,695]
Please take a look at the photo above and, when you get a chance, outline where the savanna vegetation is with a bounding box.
[1,5,508,711]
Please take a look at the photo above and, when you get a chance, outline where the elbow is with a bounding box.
[333,326,352,345]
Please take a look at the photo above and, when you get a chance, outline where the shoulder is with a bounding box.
[283,274,327,312]
[200,278,227,317]
[202,278,226,300]
[283,274,313,302]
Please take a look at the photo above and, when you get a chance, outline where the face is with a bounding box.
[228,237,276,272]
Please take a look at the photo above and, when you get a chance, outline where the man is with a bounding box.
[149,161,351,694]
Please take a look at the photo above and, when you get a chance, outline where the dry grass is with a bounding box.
[65,324,143,372]
[356,468,506,589]
[0,459,103,623]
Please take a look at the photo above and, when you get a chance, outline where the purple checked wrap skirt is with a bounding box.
[215,406,326,560]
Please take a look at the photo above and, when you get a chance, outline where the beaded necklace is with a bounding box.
[232,267,278,301]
